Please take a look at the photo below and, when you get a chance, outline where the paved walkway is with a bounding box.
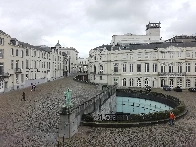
[0,77,100,147]
[64,89,196,147]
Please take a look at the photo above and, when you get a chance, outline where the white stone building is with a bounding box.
[0,30,64,93]
[111,22,163,46]
[88,37,196,89]
[55,41,79,76]
[78,57,88,73]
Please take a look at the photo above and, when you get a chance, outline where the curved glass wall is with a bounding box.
[116,96,172,114]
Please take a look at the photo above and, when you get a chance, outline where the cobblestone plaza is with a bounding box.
[0,77,196,146]
[0,77,100,146]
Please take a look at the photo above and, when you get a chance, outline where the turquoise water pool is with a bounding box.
[116,96,172,114]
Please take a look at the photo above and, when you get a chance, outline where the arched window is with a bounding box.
[169,79,174,88]
[130,78,134,87]
[177,78,182,87]
[11,48,14,56]
[161,79,165,87]
[21,50,23,58]
[137,78,141,87]
[144,78,149,87]
[122,78,126,86]
[186,79,191,88]
[16,49,18,56]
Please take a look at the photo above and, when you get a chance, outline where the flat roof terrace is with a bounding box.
[0,76,101,146]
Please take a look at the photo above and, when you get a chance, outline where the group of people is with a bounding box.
[31,83,36,91]
[21,83,37,101]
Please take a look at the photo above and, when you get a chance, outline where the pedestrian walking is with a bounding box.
[33,84,36,91]
[22,92,26,101]
[169,111,176,125]
[31,83,33,91]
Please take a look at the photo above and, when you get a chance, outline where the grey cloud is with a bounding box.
[165,1,196,37]
[0,0,196,57]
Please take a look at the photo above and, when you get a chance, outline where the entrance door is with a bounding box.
[137,78,141,87]
[161,79,165,87]
[177,78,182,87]
[144,78,149,87]
[169,79,174,88]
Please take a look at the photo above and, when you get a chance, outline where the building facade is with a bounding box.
[0,31,64,93]
[78,57,88,73]
[111,22,163,46]
[88,41,196,89]
[54,41,79,76]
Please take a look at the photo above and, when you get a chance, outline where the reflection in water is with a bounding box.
[116,96,172,114]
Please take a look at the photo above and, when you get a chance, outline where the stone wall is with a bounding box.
[58,77,117,138]
[92,94,116,121]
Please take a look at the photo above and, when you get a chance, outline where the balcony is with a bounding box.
[0,72,10,78]
[158,72,186,76]
[14,68,22,73]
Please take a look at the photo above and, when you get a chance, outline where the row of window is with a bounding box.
[91,51,196,61]
[10,60,62,70]
[11,48,24,57]
[118,78,195,88]
[113,63,194,73]
[79,61,87,64]
[91,62,196,73]
[10,48,62,61]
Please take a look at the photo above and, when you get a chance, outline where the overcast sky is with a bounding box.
[0,0,196,57]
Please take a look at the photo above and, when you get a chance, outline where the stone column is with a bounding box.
[58,107,78,139]
[167,77,169,86]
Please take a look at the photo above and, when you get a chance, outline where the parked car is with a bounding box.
[188,87,196,92]
[173,86,182,92]
[163,85,171,91]
[145,86,151,92]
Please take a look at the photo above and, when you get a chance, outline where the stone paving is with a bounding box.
[64,89,196,147]
[0,76,101,147]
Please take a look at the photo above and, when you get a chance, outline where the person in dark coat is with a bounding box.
[31,83,33,91]
[22,92,26,101]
